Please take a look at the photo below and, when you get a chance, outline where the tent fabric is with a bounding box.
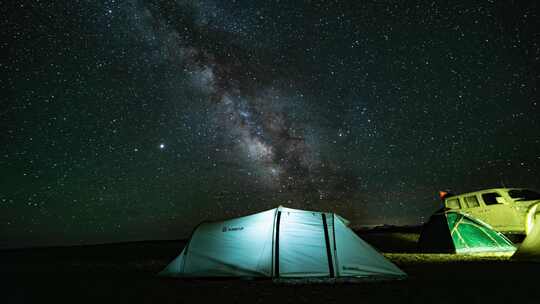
[333,214,407,277]
[512,207,540,261]
[162,209,275,277]
[417,212,455,253]
[160,206,406,279]
[419,210,516,254]
[278,210,331,277]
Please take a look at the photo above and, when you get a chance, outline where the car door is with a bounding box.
[479,191,519,232]
[462,194,483,219]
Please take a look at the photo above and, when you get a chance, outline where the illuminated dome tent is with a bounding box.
[160,206,406,279]
[419,210,516,254]
[512,206,540,261]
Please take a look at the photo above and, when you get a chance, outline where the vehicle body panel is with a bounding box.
[443,188,540,235]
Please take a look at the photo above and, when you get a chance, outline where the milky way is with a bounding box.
[2,0,539,247]
[141,0,358,203]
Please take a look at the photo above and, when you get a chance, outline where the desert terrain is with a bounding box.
[2,229,538,304]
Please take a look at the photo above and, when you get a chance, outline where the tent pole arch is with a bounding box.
[322,213,335,277]
[274,210,282,277]
[270,208,276,277]
[332,213,339,276]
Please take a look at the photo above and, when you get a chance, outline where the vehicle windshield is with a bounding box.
[508,189,540,201]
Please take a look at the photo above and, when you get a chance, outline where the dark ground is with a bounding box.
[2,230,539,304]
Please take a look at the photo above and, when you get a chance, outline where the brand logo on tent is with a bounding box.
[222,226,244,232]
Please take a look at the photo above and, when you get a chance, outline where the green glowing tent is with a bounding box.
[160,206,406,279]
[512,206,540,261]
[418,210,516,254]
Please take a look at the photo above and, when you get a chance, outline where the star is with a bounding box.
[2,0,538,248]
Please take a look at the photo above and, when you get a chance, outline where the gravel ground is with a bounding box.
[2,233,538,304]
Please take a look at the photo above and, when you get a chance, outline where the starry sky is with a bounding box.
[2,0,539,248]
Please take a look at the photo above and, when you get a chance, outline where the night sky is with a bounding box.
[2,0,539,248]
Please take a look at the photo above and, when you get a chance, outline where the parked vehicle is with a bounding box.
[442,188,540,236]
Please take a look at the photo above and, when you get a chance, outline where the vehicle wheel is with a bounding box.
[525,203,540,235]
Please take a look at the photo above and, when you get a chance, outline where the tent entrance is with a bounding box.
[277,211,335,278]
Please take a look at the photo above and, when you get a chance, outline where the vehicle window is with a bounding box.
[464,195,480,208]
[482,192,501,205]
[508,189,540,201]
[446,198,461,209]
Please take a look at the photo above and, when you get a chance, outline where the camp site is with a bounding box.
[3,203,540,303]
[4,0,539,303]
